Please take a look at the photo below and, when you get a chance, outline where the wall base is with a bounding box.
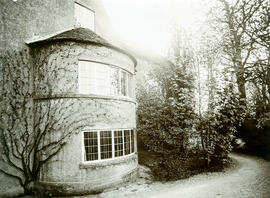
[35,167,138,196]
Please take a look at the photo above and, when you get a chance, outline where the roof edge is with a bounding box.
[25,27,137,67]
[25,27,77,45]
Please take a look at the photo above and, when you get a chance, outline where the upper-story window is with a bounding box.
[78,61,134,98]
[74,2,95,31]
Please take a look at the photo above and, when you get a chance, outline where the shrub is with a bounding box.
[150,151,207,181]
[198,84,246,165]
[137,65,197,155]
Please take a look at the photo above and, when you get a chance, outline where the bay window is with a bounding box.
[100,131,112,159]
[83,129,135,162]
[84,131,98,161]
[124,130,131,155]
[78,61,133,98]
[114,130,124,157]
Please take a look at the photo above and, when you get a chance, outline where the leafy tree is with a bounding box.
[245,0,270,127]
[207,0,269,159]
[199,83,246,165]
[213,84,246,159]
[137,63,196,155]
[209,0,265,106]
[137,61,200,181]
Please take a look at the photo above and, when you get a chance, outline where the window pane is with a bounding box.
[84,132,98,161]
[120,71,127,96]
[95,63,110,95]
[114,130,123,157]
[100,131,112,159]
[110,67,120,95]
[131,130,135,153]
[78,61,95,94]
[124,130,131,155]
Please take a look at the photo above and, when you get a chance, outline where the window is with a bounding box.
[121,71,128,96]
[114,130,123,157]
[83,129,135,162]
[84,132,98,161]
[78,61,133,97]
[124,130,131,155]
[74,2,95,31]
[131,130,135,153]
[100,131,112,159]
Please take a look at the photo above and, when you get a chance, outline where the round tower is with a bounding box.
[29,28,138,196]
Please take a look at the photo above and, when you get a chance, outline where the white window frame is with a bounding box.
[82,129,135,163]
[78,60,133,98]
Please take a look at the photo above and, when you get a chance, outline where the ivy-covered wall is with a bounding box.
[33,41,137,196]
[0,34,138,197]
[32,42,135,97]
[0,0,143,196]
[0,48,33,197]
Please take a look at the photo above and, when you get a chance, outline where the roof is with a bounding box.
[26,28,137,66]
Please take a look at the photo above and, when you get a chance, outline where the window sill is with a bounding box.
[79,153,137,169]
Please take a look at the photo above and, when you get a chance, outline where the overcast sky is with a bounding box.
[102,0,211,56]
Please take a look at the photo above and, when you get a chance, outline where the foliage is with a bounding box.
[198,83,246,165]
[138,0,268,181]
[208,0,267,105]
[150,152,205,181]
[137,23,246,180]
[208,0,269,159]
[213,84,245,160]
[137,64,197,155]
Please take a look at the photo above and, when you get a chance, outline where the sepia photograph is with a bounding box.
[0,0,269,197]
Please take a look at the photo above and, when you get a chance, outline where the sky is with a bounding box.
[102,0,211,56]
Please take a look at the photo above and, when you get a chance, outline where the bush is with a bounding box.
[137,67,240,181]
[150,152,206,181]
[137,65,197,155]
[198,84,246,165]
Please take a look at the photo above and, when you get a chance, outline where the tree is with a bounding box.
[136,61,200,180]
[194,26,222,165]
[199,82,246,165]
[212,0,264,106]
[244,0,270,127]
[207,0,270,159]
[137,63,196,154]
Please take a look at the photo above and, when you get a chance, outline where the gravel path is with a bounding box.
[85,153,270,198]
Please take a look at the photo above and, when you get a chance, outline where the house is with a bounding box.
[0,0,168,196]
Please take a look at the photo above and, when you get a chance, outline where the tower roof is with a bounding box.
[26,27,137,66]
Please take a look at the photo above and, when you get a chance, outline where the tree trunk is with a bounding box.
[23,180,35,195]
[206,126,210,167]
[236,67,247,106]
